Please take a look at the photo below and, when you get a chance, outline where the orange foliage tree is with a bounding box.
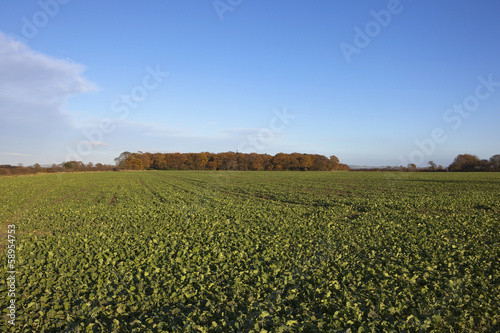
[118,151,350,171]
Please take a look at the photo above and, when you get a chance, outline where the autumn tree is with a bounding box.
[309,155,328,171]
[218,152,238,170]
[490,154,500,171]
[299,154,312,171]
[272,153,287,171]
[63,161,85,170]
[249,153,264,171]
[124,158,143,170]
[237,153,249,171]
[115,151,132,168]
[407,163,417,171]
[194,153,209,170]
[479,159,490,171]
[261,154,273,171]
[169,153,188,170]
[338,163,350,171]
[139,152,152,169]
[330,155,340,170]
[150,153,167,170]
[207,154,219,170]
[448,154,481,171]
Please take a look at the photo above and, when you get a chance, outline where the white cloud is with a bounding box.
[0,31,96,163]
[0,33,96,105]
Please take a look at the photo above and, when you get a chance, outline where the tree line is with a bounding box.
[0,162,115,176]
[1,152,498,177]
[448,154,500,172]
[352,154,500,172]
[115,151,350,171]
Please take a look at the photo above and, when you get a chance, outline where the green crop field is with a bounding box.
[1,171,499,332]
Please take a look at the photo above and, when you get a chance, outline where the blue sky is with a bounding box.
[1,0,499,167]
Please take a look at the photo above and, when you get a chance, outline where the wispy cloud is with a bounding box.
[0,152,32,157]
[88,141,107,147]
[113,119,187,138]
[321,137,357,142]
[218,128,261,137]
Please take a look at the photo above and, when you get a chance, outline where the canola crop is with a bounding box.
[0,171,499,332]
